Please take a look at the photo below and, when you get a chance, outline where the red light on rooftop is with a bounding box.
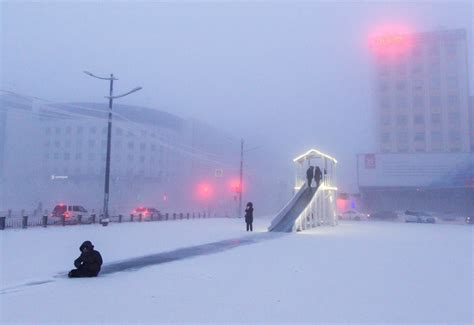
[369,24,414,56]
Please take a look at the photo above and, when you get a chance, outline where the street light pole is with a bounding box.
[238,139,262,218]
[238,138,244,218]
[83,71,142,221]
[103,74,114,221]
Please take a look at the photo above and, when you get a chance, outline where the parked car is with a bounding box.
[133,207,161,220]
[466,216,474,224]
[51,204,90,224]
[338,210,369,221]
[404,210,436,223]
[369,210,400,221]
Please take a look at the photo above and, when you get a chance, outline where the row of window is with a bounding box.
[376,40,459,63]
[379,76,459,92]
[380,94,462,109]
[44,152,177,165]
[48,166,175,178]
[381,130,463,143]
[381,111,461,126]
[44,126,174,140]
[44,139,168,152]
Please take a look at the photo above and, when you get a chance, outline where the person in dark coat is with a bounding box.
[314,166,323,188]
[68,240,103,278]
[306,166,314,188]
[244,202,254,232]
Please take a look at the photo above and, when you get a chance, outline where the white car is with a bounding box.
[51,204,90,224]
[338,210,369,221]
[404,210,437,224]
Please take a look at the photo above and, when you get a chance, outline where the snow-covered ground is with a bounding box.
[1,217,473,323]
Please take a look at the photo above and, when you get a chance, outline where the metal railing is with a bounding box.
[0,210,223,230]
[293,183,338,232]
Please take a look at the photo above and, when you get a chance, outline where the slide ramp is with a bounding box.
[269,185,317,232]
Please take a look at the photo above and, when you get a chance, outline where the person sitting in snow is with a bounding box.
[68,240,103,278]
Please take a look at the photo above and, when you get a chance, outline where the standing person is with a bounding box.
[306,166,314,188]
[244,202,254,232]
[314,166,323,188]
[68,240,103,278]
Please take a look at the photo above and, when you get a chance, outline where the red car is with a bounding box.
[132,207,161,220]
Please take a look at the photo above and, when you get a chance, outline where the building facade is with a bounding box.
[372,29,472,153]
[358,28,474,214]
[0,94,238,214]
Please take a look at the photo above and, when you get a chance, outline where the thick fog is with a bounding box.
[1,1,473,214]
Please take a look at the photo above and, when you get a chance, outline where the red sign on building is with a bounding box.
[365,154,376,169]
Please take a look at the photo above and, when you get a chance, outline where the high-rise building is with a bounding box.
[355,28,474,214]
[371,29,472,153]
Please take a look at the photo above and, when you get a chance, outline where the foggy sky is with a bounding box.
[1,0,473,192]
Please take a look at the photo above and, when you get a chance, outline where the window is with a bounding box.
[55,127,61,135]
[54,153,59,160]
[127,154,134,162]
[54,141,60,148]
[396,96,407,108]
[413,79,423,90]
[447,95,459,107]
[397,132,408,143]
[431,131,442,142]
[380,97,391,109]
[140,142,146,150]
[379,82,388,92]
[414,115,424,125]
[414,132,425,141]
[381,115,390,126]
[45,127,51,135]
[447,77,458,89]
[64,153,70,160]
[412,46,422,57]
[102,127,107,135]
[140,156,146,163]
[90,127,97,134]
[141,131,147,137]
[116,128,123,136]
[430,96,441,108]
[430,79,441,90]
[413,96,423,108]
[445,41,457,56]
[88,153,95,161]
[66,126,72,134]
[101,140,107,148]
[431,113,441,123]
[396,81,406,91]
[428,42,439,55]
[88,140,95,147]
[45,141,51,147]
[448,111,460,123]
[128,141,134,149]
[396,115,408,126]
[75,153,82,160]
[381,133,391,143]
[77,126,83,134]
[449,130,461,141]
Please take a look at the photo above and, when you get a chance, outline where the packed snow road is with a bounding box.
[1,217,472,323]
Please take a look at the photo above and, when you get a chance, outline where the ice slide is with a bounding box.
[268,184,317,232]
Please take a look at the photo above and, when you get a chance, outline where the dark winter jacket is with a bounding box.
[74,241,103,275]
[314,167,322,181]
[245,206,254,224]
[306,167,314,180]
